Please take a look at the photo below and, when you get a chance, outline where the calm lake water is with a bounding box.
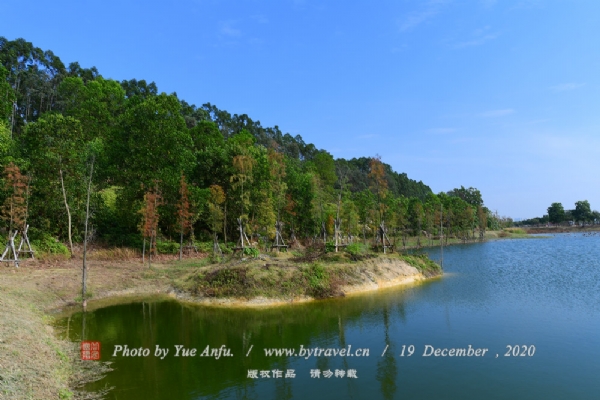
[59,233,600,399]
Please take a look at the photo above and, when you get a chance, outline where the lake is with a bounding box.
[59,232,600,399]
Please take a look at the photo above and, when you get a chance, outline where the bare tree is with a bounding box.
[82,156,94,310]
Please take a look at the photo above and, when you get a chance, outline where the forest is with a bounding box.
[0,37,512,257]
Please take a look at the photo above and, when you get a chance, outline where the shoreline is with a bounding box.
[0,252,440,397]
[50,256,439,314]
[524,225,600,234]
[9,232,560,398]
[2,227,554,398]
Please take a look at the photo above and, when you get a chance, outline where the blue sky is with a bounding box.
[3,0,599,219]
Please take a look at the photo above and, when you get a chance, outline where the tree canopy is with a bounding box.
[0,36,506,250]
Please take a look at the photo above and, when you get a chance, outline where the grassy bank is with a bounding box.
[0,281,71,399]
[174,252,441,302]
[0,241,445,398]
[0,268,112,399]
[0,246,441,398]
[524,225,600,234]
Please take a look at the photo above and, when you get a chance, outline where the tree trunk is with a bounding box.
[223,202,227,245]
[59,168,74,256]
[24,175,31,228]
[82,157,94,310]
[149,230,153,269]
[362,225,366,245]
[179,229,183,261]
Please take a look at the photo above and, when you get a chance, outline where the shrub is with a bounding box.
[30,234,70,256]
[345,242,367,257]
[197,242,212,253]
[243,247,259,258]
[325,241,336,253]
[303,263,338,298]
[155,240,179,254]
[221,244,233,254]
[399,253,441,276]
[204,267,249,296]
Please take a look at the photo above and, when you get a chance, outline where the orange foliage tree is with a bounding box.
[139,182,161,267]
[2,162,28,235]
[177,173,192,260]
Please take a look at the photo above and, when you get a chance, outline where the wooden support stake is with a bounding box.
[271,220,288,251]
[0,230,20,267]
[17,224,35,259]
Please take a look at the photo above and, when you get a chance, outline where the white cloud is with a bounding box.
[480,0,497,7]
[452,26,500,48]
[480,109,515,117]
[454,33,499,48]
[427,128,457,134]
[398,0,451,32]
[391,44,408,53]
[358,134,379,139]
[251,15,269,24]
[219,21,241,37]
[247,37,264,45]
[450,137,473,144]
[550,83,585,92]
[509,0,544,11]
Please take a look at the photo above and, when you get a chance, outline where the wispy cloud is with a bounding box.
[398,0,451,32]
[247,37,264,45]
[219,20,241,37]
[251,14,268,24]
[550,83,585,92]
[450,137,473,144]
[452,26,500,48]
[526,119,550,124]
[358,134,379,139]
[480,0,497,7]
[391,44,408,53]
[509,0,543,11]
[480,109,515,117]
[427,128,457,134]
[454,33,499,48]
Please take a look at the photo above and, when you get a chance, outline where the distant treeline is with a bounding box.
[0,37,511,252]
[515,201,600,227]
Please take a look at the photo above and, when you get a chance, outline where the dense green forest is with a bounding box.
[0,37,511,255]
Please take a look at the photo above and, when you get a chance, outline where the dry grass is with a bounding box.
[0,277,72,399]
[0,249,207,399]
[87,247,140,261]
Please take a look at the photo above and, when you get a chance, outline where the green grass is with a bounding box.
[399,253,442,277]
[174,248,442,301]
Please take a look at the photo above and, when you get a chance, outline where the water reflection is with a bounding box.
[58,233,600,399]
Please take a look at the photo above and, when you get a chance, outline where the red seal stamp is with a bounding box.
[81,341,101,360]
